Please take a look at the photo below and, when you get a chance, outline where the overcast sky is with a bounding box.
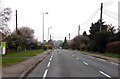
[1,0,119,41]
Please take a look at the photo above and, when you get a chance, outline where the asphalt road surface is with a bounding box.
[26,49,119,79]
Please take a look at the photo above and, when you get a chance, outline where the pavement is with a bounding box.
[2,49,119,78]
[2,50,52,78]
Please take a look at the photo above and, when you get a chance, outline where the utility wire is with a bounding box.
[104,9,118,17]
[103,12,118,21]
[81,8,99,27]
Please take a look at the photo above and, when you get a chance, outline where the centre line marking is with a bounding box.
[47,62,51,67]
[83,62,88,65]
[72,55,73,57]
[51,55,53,58]
[99,71,111,78]
[76,58,79,60]
[50,58,52,61]
[42,69,48,79]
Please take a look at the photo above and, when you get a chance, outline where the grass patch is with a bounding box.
[0,58,2,66]
[2,49,45,66]
[103,52,120,58]
[82,50,120,58]
[2,58,27,67]
[3,49,44,57]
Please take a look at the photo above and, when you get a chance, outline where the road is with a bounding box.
[26,49,119,79]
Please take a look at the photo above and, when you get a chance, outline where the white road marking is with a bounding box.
[111,62,118,65]
[42,69,48,79]
[111,62,115,64]
[83,62,88,65]
[51,55,53,58]
[72,55,74,57]
[47,62,51,67]
[76,58,79,60]
[90,56,94,58]
[59,52,61,54]
[97,58,106,61]
[99,71,111,78]
[89,56,94,58]
[50,57,52,61]
[89,55,91,57]
[114,63,118,65]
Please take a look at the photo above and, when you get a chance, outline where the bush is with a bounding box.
[106,41,120,53]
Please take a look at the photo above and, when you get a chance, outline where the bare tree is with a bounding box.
[12,26,36,50]
[0,8,12,36]
[18,26,34,39]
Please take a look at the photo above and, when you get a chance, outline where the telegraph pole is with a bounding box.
[78,25,80,36]
[16,10,18,34]
[100,3,103,32]
[69,33,70,41]
[50,34,51,40]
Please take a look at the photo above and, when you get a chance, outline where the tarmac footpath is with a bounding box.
[2,50,52,78]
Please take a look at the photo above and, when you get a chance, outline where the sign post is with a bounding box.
[1,42,6,55]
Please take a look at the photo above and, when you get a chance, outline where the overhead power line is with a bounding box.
[104,9,118,17]
[81,8,99,27]
[103,12,118,21]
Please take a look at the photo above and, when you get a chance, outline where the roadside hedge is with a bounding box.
[106,41,120,53]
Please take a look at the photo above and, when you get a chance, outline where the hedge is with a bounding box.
[106,41,120,53]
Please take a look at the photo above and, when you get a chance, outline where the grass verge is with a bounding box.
[2,58,27,67]
[2,49,45,67]
[3,49,44,57]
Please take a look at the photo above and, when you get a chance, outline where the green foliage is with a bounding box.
[93,32,108,52]
[106,41,120,53]
[89,20,107,40]
[6,34,23,51]
[88,20,120,53]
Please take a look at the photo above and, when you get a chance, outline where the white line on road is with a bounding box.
[50,57,52,61]
[111,62,115,64]
[89,56,94,58]
[47,62,51,67]
[76,58,79,60]
[42,69,48,79]
[110,62,118,65]
[114,63,119,65]
[97,58,106,61]
[72,55,74,57]
[83,62,88,65]
[51,55,53,58]
[90,56,94,58]
[99,71,111,78]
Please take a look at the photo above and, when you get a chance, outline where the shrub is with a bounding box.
[106,41,120,53]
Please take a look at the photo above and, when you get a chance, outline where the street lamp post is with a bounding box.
[42,12,48,43]
[48,27,52,41]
